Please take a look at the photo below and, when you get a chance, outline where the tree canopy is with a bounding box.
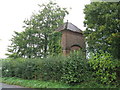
[84,2,120,59]
[7,1,69,58]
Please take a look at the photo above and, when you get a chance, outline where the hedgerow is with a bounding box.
[1,50,120,87]
[2,51,91,84]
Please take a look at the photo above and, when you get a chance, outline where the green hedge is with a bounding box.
[1,51,120,86]
[2,51,91,84]
[61,51,92,84]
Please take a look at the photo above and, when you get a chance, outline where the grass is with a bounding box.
[1,77,119,88]
[1,77,71,88]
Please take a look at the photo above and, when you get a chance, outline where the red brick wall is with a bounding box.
[61,30,85,55]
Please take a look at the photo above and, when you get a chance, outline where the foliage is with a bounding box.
[107,32,120,59]
[2,58,42,79]
[7,1,68,58]
[89,51,120,85]
[39,55,65,81]
[2,50,120,87]
[84,2,120,59]
[61,51,92,84]
[73,81,117,88]
[2,51,91,85]
[2,57,62,80]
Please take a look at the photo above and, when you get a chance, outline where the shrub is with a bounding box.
[2,59,16,77]
[2,58,42,79]
[2,50,120,87]
[61,51,92,84]
[2,51,91,85]
[89,51,120,85]
[39,55,65,81]
[2,56,65,81]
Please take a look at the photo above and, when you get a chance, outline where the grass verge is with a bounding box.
[0,77,118,88]
[1,77,71,88]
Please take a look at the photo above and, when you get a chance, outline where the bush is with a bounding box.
[61,51,92,84]
[2,58,16,77]
[2,58,43,79]
[2,50,120,87]
[2,56,65,81]
[2,51,90,85]
[39,55,65,81]
[89,51,120,85]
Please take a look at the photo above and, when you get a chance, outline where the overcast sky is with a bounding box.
[0,0,90,58]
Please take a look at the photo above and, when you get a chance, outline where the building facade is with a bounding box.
[56,22,85,55]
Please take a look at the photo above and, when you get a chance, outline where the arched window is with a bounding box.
[70,45,81,51]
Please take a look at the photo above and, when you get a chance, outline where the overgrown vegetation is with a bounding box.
[1,51,120,88]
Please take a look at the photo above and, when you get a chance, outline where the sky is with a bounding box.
[0,0,90,58]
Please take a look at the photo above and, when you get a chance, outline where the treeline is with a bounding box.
[6,1,68,58]
[84,2,120,59]
[6,2,120,59]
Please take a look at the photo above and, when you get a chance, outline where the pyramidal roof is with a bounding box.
[56,22,82,33]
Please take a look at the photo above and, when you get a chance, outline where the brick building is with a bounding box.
[56,22,85,55]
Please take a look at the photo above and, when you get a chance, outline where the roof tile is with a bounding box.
[56,22,82,33]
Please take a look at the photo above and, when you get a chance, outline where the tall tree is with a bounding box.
[7,1,68,58]
[84,2,120,59]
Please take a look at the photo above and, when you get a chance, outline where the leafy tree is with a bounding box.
[84,2,120,59]
[7,1,68,58]
[107,32,120,59]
